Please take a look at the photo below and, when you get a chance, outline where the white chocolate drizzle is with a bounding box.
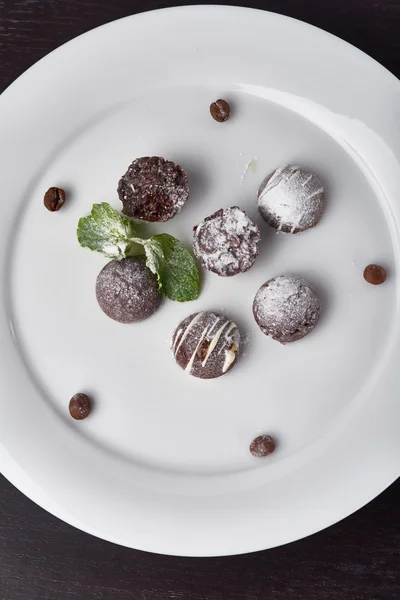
[185,325,210,373]
[173,312,202,355]
[206,316,221,337]
[219,321,238,354]
[223,346,237,373]
[202,320,230,366]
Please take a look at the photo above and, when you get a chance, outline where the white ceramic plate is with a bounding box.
[1,5,400,556]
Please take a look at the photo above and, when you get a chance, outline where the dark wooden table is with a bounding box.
[1,1,399,598]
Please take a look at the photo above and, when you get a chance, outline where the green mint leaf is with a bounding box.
[144,234,200,302]
[77,203,137,259]
[142,237,165,283]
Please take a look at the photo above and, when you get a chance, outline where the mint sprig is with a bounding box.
[77,203,200,302]
[77,203,137,259]
[143,234,200,302]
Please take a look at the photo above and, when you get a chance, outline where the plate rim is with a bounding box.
[1,4,400,556]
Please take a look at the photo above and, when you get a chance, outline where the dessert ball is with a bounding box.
[193,207,260,277]
[257,165,325,233]
[253,275,321,343]
[118,156,189,222]
[96,257,161,323]
[172,311,241,378]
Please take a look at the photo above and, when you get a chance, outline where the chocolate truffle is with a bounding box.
[253,275,321,343]
[118,156,189,222]
[257,165,325,233]
[96,257,161,323]
[172,311,241,379]
[193,207,260,277]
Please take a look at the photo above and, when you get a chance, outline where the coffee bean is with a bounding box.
[69,393,92,420]
[250,434,276,457]
[210,99,230,122]
[363,264,386,285]
[44,187,65,212]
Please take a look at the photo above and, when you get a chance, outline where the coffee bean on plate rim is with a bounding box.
[363,264,386,285]
[69,393,92,420]
[250,434,276,457]
[44,186,66,212]
[210,99,230,122]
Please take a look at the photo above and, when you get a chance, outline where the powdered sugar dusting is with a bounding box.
[253,275,321,343]
[96,257,161,323]
[193,207,260,277]
[258,165,325,233]
[240,157,258,183]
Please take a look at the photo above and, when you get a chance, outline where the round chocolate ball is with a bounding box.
[118,156,189,222]
[193,207,260,277]
[96,257,161,323]
[257,165,325,233]
[172,311,241,379]
[253,275,321,343]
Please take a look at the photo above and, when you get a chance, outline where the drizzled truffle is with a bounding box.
[253,275,321,343]
[257,165,325,233]
[96,257,161,323]
[171,311,241,378]
[193,207,260,277]
[118,156,189,222]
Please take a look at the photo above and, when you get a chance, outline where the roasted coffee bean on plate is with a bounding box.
[210,99,230,122]
[44,186,66,212]
[250,434,276,457]
[69,393,92,420]
[363,264,387,285]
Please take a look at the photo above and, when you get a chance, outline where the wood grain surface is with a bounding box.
[0,1,399,599]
